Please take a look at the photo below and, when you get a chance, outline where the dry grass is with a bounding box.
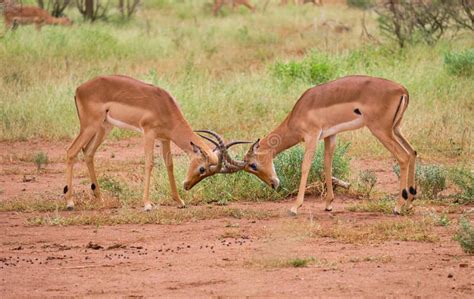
[311,218,439,244]
[26,205,277,226]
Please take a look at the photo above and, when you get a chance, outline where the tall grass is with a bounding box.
[0,1,472,161]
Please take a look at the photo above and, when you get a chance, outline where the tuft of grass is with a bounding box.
[27,206,277,226]
[346,196,395,214]
[444,49,474,77]
[98,176,138,205]
[356,169,378,199]
[313,218,439,244]
[33,151,49,171]
[288,257,315,268]
[454,216,474,254]
[393,164,447,199]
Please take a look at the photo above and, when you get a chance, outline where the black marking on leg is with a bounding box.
[91,183,96,190]
[354,108,361,115]
[63,185,68,194]
[409,186,417,196]
[414,150,418,156]
[402,189,408,200]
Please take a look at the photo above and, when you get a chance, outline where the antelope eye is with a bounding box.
[199,166,206,174]
[250,163,257,171]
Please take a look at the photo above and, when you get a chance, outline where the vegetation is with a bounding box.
[33,151,49,171]
[444,49,474,77]
[449,167,474,204]
[393,164,447,199]
[454,216,474,254]
[356,169,377,199]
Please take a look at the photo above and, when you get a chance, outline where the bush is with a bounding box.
[454,216,474,254]
[393,164,447,199]
[271,52,337,85]
[444,50,474,77]
[356,169,378,199]
[449,167,474,204]
[33,151,49,171]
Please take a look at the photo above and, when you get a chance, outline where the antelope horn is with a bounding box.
[195,130,226,173]
[225,140,252,149]
[197,134,220,151]
[222,140,248,168]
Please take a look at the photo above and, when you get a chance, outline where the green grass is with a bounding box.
[0,1,472,163]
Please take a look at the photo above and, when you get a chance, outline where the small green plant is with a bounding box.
[426,211,451,227]
[449,167,474,204]
[444,50,474,77]
[98,176,135,204]
[271,51,337,85]
[356,169,378,199]
[347,196,394,214]
[288,257,315,268]
[454,216,474,254]
[393,164,447,199]
[33,151,49,171]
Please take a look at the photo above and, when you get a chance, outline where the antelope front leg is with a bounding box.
[324,135,336,211]
[161,140,186,208]
[289,132,320,216]
[143,132,156,211]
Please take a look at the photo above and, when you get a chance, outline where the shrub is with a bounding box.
[347,0,374,10]
[33,151,49,171]
[393,164,447,199]
[449,167,474,204]
[356,169,378,199]
[271,52,337,85]
[444,50,474,77]
[454,216,474,254]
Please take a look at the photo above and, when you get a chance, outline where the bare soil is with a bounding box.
[1,139,473,297]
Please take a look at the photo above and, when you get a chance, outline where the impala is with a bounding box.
[212,0,255,16]
[223,75,417,215]
[65,75,243,211]
[3,5,72,30]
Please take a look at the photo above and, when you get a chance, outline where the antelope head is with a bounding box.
[183,130,251,190]
[241,139,280,190]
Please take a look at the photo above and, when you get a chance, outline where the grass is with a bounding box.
[312,218,439,244]
[454,216,474,254]
[27,205,277,226]
[346,197,395,214]
[247,256,336,269]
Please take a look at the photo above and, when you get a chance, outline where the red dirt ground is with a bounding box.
[1,139,473,297]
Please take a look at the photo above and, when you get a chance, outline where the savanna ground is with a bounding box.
[0,0,473,296]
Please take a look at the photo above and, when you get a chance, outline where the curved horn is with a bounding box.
[198,134,219,151]
[195,130,226,173]
[221,140,251,168]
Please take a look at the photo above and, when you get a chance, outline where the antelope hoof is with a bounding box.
[288,206,298,216]
[325,207,333,212]
[144,203,153,211]
[392,208,401,216]
[66,203,74,211]
[177,203,186,209]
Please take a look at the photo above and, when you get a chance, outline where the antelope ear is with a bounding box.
[190,142,201,154]
[191,142,209,161]
[251,139,260,153]
[246,139,260,157]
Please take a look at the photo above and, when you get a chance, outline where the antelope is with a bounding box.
[3,5,72,30]
[221,75,417,215]
[280,0,323,5]
[212,0,256,16]
[65,75,246,211]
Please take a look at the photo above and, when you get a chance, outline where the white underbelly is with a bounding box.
[320,117,365,139]
[105,113,143,133]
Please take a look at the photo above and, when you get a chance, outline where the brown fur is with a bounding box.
[3,5,72,30]
[213,0,255,16]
